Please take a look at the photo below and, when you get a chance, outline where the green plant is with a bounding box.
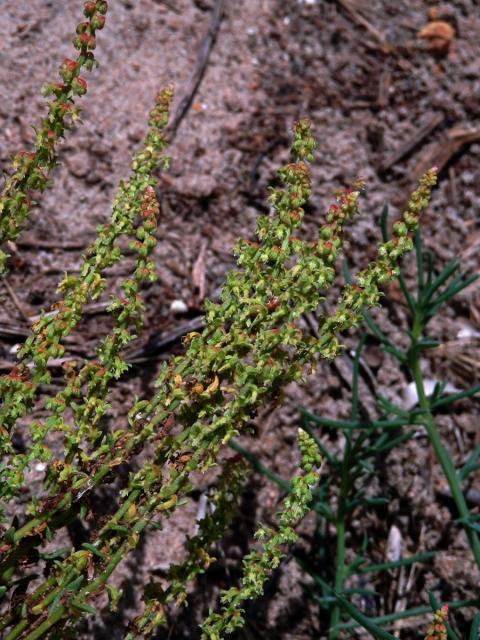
[0,0,108,273]
[0,3,442,639]
[372,209,480,568]
[268,221,480,638]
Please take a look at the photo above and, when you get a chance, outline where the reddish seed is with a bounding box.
[266,296,280,311]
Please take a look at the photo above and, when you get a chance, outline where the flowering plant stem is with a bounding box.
[409,312,480,569]
[0,8,441,632]
[328,444,349,639]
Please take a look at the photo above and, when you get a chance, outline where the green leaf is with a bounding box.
[81,542,107,559]
[469,613,480,640]
[358,550,435,574]
[334,594,398,639]
[421,258,459,303]
[39,547,70,561]
[70,599,97,615]
[398,271,416,316]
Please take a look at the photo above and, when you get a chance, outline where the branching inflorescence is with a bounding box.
[0,4,439,638]
[0,1,108,273]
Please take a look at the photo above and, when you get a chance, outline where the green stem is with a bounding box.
[409,316,480,570]
[329,442,350,639]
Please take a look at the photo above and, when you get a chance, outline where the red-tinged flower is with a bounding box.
[83,1,97,17]
[8,367,23,381]
[59,58,78,82]
[63,58,77,72]
[73,32,96,50]
[82,33,96,49]
[58,102,73,115]
[76,21,90,34]
[425,605,448,639]
[52,82,66,96]
[72,77,87,96]
[91,14,105,30]
[266,296,280,312]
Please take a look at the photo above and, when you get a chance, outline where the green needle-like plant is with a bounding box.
[280,221,480,638]
[369,209,480,569]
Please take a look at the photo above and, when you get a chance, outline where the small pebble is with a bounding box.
[170,299,188,314]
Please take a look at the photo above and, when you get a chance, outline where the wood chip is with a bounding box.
[381,112,444,172]
[192,238,208,302]
[413,126,480,180]
[418,20,454,56]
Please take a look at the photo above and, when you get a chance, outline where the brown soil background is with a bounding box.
[0,0,479,638]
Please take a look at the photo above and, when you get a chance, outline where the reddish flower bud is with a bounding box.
[91,14,105,29]
[17,151,36,161]
[59,58,78,82]
[83,51,97,71]
[83,1,97,17]
[73,32,96,51]
[266,296,280,312]
[83,33,96,49]
[76,21,90,34]
[72,77,87,96]
[52,82,66,97]
[63,58,78,72]
[58,102,73,115]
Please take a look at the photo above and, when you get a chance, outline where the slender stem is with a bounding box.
[409,315,480,570]
[329,441,351,639]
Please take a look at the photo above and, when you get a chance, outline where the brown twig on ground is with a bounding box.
[167,0,224,140]
[1,275,31,323]
[0,322,31,340]
[337,0,391,54]
[413,126,480,180]
[126,314,206,362]
[15,236,90,250]
[377,66,392,109]
[380,112,444,173]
